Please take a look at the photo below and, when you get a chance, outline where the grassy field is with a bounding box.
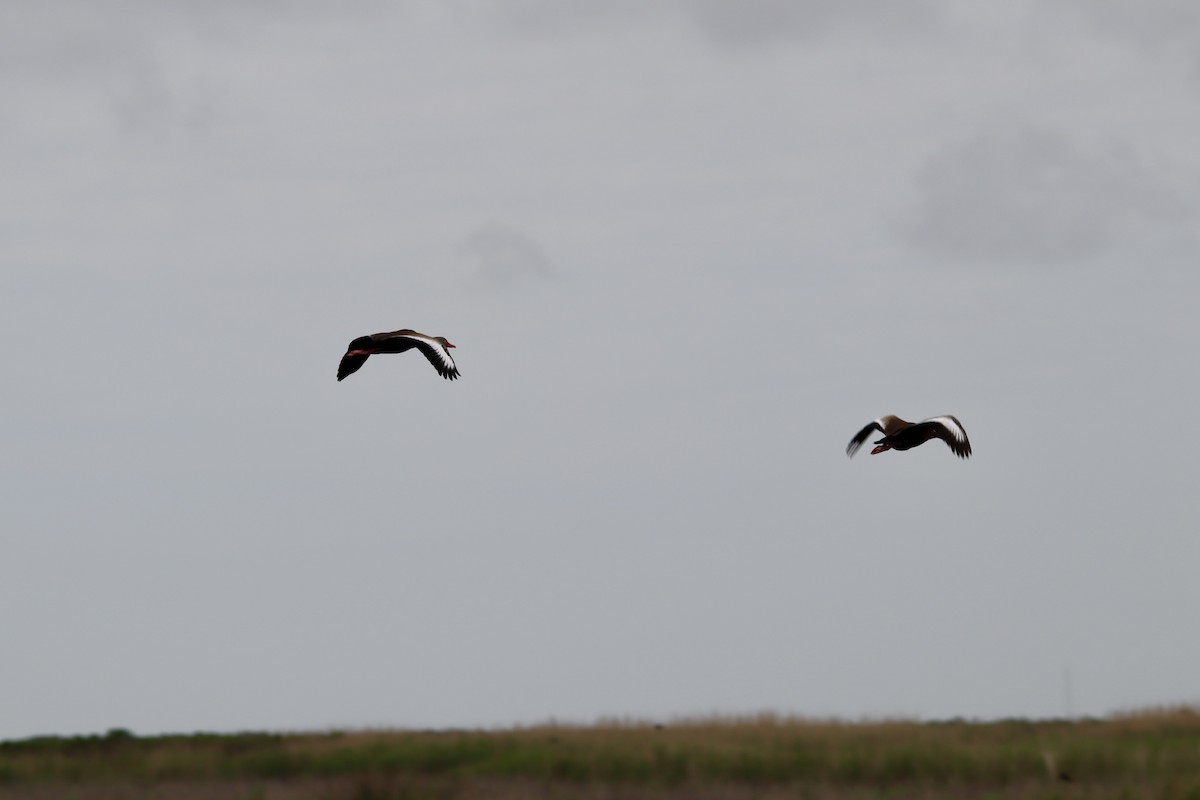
[1,708,1198,799]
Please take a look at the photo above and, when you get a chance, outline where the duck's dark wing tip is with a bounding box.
[337,353,369,381]
[431,359,459,380]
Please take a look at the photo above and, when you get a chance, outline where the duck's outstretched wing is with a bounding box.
[401,333,460,380]
[337,352,370,381]
[337,335,376,381]
[917,415,972,459]
[846,419,885,458]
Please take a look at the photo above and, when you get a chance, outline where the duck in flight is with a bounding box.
[337,329,460,381]
[846,415,971,459]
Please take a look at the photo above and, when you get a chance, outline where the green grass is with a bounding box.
[1,708,1198,799]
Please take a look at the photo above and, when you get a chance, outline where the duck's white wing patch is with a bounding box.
[924,416,967,443]
[923,415,971,458]
[402,333,460,380]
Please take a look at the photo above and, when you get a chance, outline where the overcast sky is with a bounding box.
[3,1,1199,740]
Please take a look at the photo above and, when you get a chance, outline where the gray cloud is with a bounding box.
[905,126,1190,264]
[1053,0,1200,51]
[461,0,945,46]
[1051,0,1200,82]
[455,225,556,292]
[458,0,651,37]
[683,0,945,46]
[0,1,389,142]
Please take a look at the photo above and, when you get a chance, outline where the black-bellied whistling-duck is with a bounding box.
[846,415,971,459]
[337,329,459,381]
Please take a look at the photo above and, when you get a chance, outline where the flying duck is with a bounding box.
[337,329,460,381]
[846,415,971,459]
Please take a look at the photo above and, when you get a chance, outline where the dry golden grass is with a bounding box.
[1,707,1198,799]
